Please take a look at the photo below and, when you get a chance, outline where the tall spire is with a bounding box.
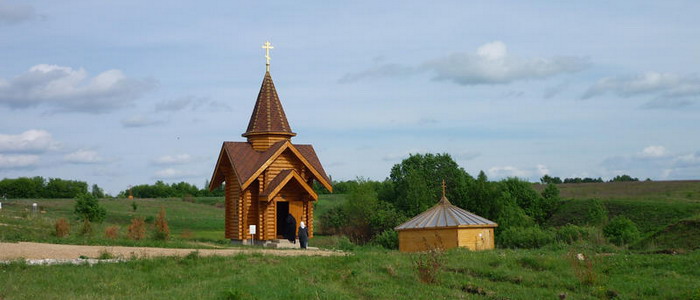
[243,42,295,150]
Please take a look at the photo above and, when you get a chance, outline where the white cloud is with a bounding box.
[0,1,36,25]
[602,146,700,180]
[488,166,531,178]
[64,149,104,164]
[0,64,155,113]
[121,115,166,128]
[152,154,193,165]
[0,129,59,153]
[153,168,198,179]
[583,72,700,107]
[0,154,39,169]
[638,145,667,158]
[340,41,588,85]
[536,164,550,176]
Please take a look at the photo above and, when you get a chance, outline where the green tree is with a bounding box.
[609,174,639,182]
[586,199,608,226]
[538,183,560,223]
[45,178,88,198]
[91,184,105,198]
[386,153,472,217]
[540,175,562,184]
[0,177,46,198]
[604,216,640,246]
[74,193,107,223]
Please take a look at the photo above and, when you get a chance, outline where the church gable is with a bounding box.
[210,140,333,193]
[260,169,318,202]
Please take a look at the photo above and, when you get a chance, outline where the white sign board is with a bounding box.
[249,225,257,235]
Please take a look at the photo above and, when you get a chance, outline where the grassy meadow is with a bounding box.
[540,180,700,250]
[1,181,699,299]
[2,247,700,299]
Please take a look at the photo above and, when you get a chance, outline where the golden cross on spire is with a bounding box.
[441,179,446,198]
[262,41,274,72]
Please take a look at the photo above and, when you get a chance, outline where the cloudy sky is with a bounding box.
[1,1,699,194]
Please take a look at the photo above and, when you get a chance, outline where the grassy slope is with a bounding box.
[543,180,700,249]
[0,194,344,247]
[0,198,226,247]
[1,248,699,299]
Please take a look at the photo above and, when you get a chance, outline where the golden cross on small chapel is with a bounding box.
[441,179,446,198]
[262,41,274,72]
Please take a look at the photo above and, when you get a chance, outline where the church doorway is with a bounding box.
[276,201,289,239]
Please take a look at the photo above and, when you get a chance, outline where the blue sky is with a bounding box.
[1,1,699,194]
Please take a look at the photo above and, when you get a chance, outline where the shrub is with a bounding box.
[498,226,556,249]
[556,224,597,244]
[371,229,398,249]
[104,225,119,239]
[153,207,170,240]
[131,201,138,212]
[127,217,146,240]
[54,218,70,237]
[567,248,599,286]
[74,193,106,223]
[98,249,114,259]
[79,219,92,236]
[604,216,640,246]
[413,249,444,284]
[586,199,608,226]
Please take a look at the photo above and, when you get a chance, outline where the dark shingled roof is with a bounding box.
[395,196,497,230]
[294,144,331,184]
[243,72,296,137]
[210,141,331,190]
[222,141,286,186]
[261,169,294,196]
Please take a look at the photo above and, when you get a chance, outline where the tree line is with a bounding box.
[319,153,561,249]
[117,180,224,198]
[0,177,104,199]
[1,177,224,199]
[539,174,644,184]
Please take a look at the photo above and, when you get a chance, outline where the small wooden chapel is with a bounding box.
[395,181,497,252]
[209,42,332,244]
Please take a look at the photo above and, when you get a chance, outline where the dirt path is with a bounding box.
[0,242,343,260]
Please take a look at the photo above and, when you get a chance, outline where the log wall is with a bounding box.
[224,173,240,240]
[457,228,495,250]
[398,227,495,252]
[248,136,290,151]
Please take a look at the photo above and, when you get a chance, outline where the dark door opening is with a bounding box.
[276,202,289,238]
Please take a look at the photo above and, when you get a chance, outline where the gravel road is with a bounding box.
[0,242,343,261]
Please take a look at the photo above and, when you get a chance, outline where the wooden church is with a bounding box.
[209,42,332,244]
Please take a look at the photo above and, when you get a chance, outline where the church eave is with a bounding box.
[241,131,297,138]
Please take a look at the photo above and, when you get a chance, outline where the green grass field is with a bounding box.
[2,182,700,299]
[0,194,346,248]
[1,247,698,299]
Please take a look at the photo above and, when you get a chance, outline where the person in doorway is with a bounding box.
[298,221,308,249]
[284,213,297,243]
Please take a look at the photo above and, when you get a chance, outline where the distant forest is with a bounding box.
[1,172,645,200]
[0,177,223,199]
